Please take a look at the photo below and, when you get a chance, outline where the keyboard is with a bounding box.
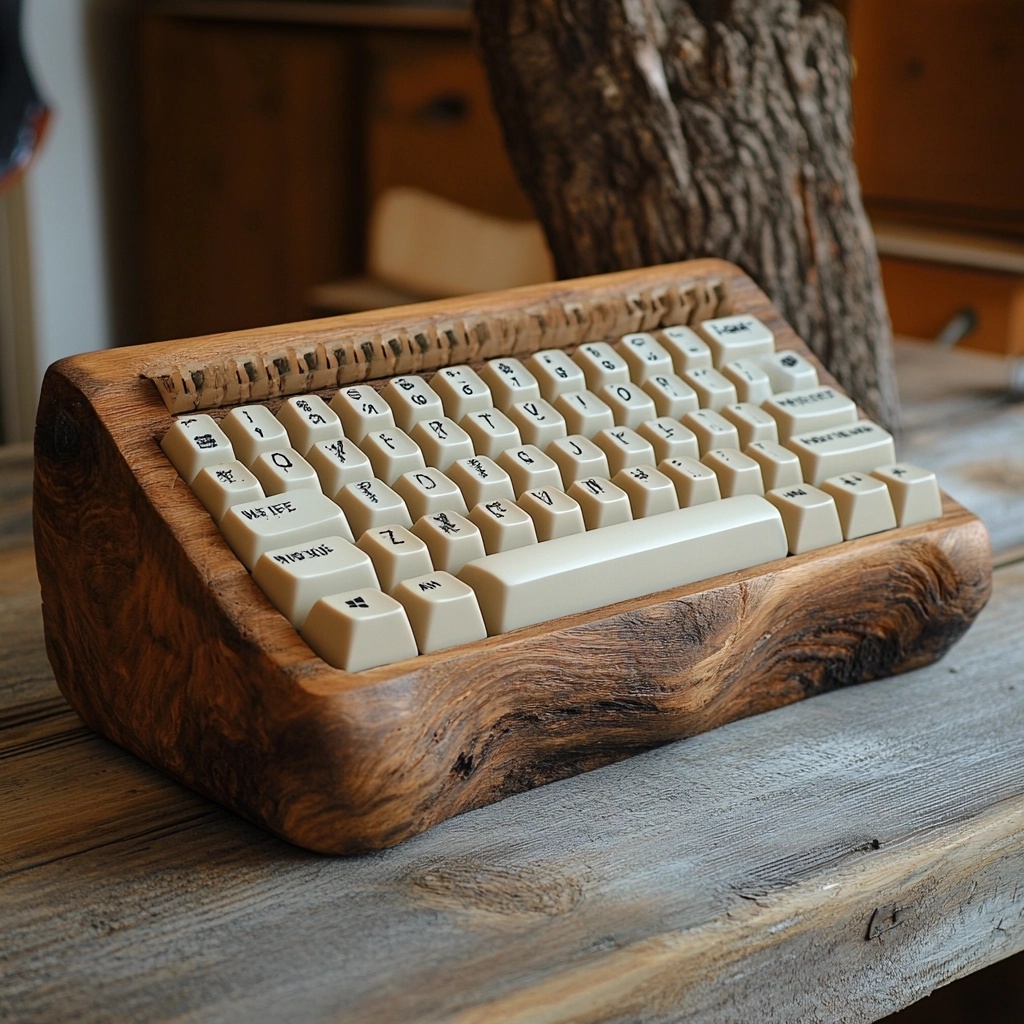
[33,260,993,854]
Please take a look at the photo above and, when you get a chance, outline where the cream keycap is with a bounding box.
[721,403,779,447]
[613,465,680,517]
[468,499,538,553]
[617,332,674,381]
[681,409,741,455]
[411,511,487,574]
[682,367,738,411]
[305,437,374,498]
[762,386,857,440]
[744,440,804,491]
[659,456,722,506]
[785,421,896,486]
[161,414,235,483]
[410,417,475,471]
[393,468,468,519]
[658,325,713,371]
[701,449,765,497]
[554,390,615,437]
[191,460,264,522]
[567,476,633,529]
[430,365,493,421]
[593,427,657,475]
[696,315,775,366]
[221,491,353,570]
[220,405,289,466]
[821,472,897,539]
[477,357,541,407]
[597,382,658,429]
[871,463,943,526]
[517,487,587,540]
[250,447,322,495]
[497,445,564,494]
[526,348,587,401]
[637,418,701,462]
[640,372,700,419]
[329,385,396,442]
[336,478,412,535]
[301,588,418,672]
[458,495,788,634]
[361,427,426,485]
[507,398,568,448]
[356,523,434,593]
[573,341,631,389]
[721,359,774,405]
[380,375,445,431]
[546,435,611,486]
[276,395,343,455]
[447,455,516,507]
[460,408,522,459]
[759,350,818,392]
[765,484,843,554]
[253,535,378,628]
[393,572,487,654]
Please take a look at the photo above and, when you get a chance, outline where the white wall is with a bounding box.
[21,0,136,385]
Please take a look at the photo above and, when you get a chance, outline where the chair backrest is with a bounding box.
[368,186,554,297]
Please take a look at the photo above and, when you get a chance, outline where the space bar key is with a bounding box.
[457,494,788,635]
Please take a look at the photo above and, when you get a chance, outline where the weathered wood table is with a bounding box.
[3,342,1023,1023]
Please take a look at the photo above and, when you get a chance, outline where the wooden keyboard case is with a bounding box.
[33,261,992,854]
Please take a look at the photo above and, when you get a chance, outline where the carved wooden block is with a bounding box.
[33,261,992,853]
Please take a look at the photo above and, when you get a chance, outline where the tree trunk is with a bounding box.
[473,0,900,429]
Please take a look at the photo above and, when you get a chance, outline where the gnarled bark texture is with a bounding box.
[473,0,900,428]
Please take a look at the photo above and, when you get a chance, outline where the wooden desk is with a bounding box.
[3,343,1023,1022]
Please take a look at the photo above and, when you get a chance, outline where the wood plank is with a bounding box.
[5,301,1020,1022]
[2,557,1022,1022]
[896,340,1024,557]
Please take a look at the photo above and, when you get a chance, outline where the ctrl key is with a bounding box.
[302,589,418,672]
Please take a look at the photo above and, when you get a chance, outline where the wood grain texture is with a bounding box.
[3,532,1023,1023]
[31,262,992,854]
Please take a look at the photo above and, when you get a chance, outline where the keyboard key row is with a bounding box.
[199,450,939,670]
[222,451,939,600]
[297,493,790,671]
[164,396,875,505]
[187,412,902,552]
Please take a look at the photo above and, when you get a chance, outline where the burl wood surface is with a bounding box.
[32,262,992,854]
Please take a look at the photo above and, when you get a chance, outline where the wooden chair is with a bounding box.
[308,186,554,314]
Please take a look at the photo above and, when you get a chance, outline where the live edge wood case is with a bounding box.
[33,261,992,855]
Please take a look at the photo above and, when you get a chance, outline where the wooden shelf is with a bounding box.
[137,3,527,343]
[146,1,473,31]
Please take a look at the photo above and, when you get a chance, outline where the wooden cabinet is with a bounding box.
[138,4,531,342]
[364,33,533,222]
[847,0,1024,353]
[849,0,1024,239]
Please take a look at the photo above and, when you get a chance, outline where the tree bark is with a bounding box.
[473,0,900,428]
